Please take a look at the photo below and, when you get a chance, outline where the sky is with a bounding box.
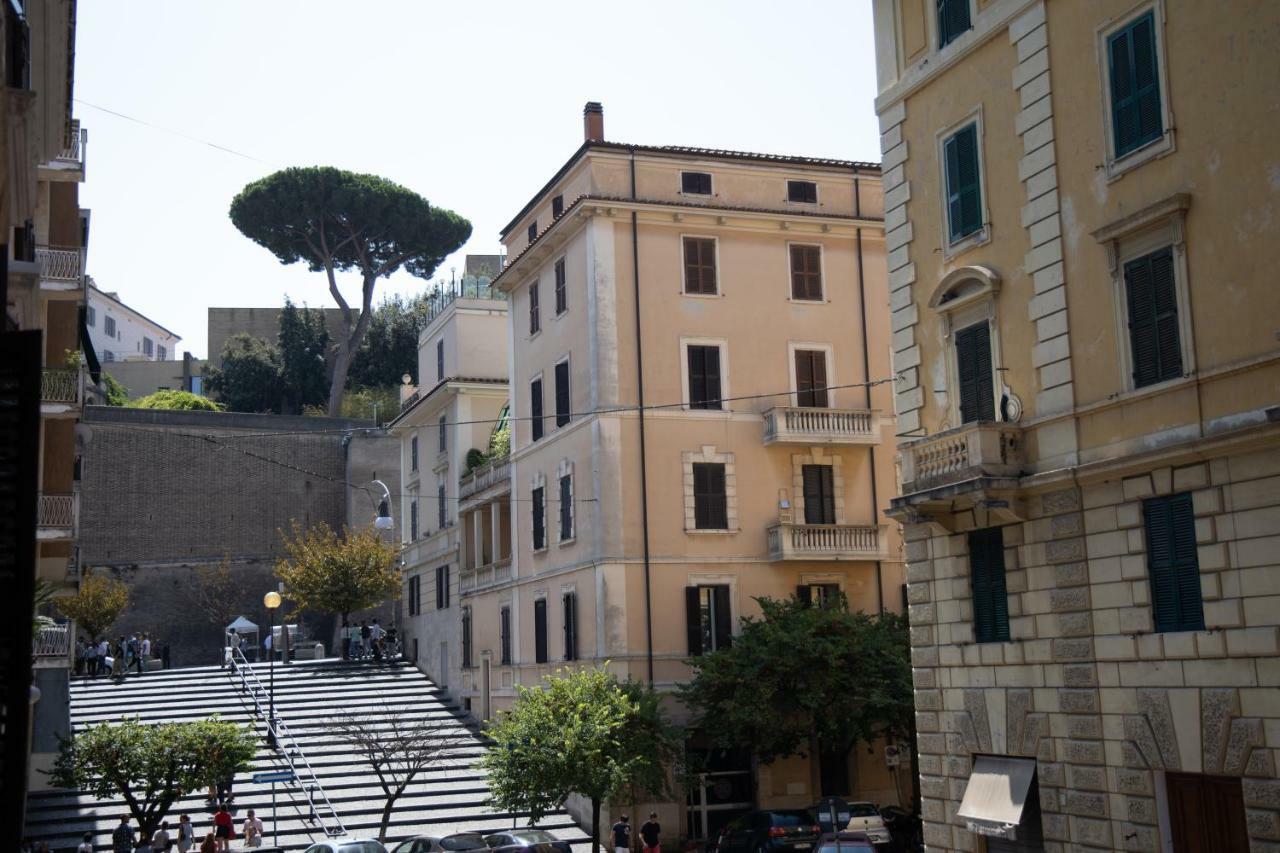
[76,1,882,358]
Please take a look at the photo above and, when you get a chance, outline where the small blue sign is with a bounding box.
[252,770,296,784]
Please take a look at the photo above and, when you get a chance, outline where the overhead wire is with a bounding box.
[73,98,277,165]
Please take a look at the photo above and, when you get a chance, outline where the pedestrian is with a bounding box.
[161,641,171,670]
[113,815,135,853]
[141,634,152,670]
[85,638,99,678]
[360,620,371,659]
[200,835,217,853]
[130,634,144,675]
[74,637,85,676]
[176,815,195,853]
[152,820,172,853]
[262,630,273,662]
[611,814,631,853]
[77,832,94,853]
[370,619,385,660]
[112,637,126,680]
[97,637,110,676]
[240,809,264,848]
[640,812,661,853]
[212,805,233,852]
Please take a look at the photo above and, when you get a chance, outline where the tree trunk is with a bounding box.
[592,796,602,853]
[379,793,398,841]
[327,344,352,417]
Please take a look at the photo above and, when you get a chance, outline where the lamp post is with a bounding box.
[263,590,281,750]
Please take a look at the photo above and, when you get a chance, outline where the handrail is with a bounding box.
[226,644,346,838]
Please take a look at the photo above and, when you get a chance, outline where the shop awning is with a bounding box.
[956,756,1036,838]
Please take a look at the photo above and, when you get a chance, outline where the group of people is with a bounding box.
[612,812,663,853]
[340,619,396,661]
[107,809,267,853]
[75,634,167,679]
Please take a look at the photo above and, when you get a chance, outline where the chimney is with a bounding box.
[583,101,604,142]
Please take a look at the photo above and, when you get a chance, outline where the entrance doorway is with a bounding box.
[819,744,851,797]
[1165,772,1248,852]
[686,747,753,845]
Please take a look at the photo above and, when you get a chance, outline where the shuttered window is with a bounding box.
[534,598,548,664]
[1108,11,1163,157]
[554,258,567,315]
[687,345,723,410]
[937,0,972,48]
[410,498,418,541]
[787,180,818,204]
[559,474,574,541]
[408,575,420,616]
[532,486,546,550]
[461,608,473,668]
[1125,247,1182,388]
[438,414,447,454]
[683,237,718,295]
[527,221,538,243]
[437,339,445,381]
[693,463,728,530]
[530,378,544,441]
[685,585,732,656]
[438,483,447,529]
[681,172,712,195]
[795,349,829,408]
[562,592,578,661]
[555,360,570,427]
[436,565,450,609]
[969,527,1010,643]
[499,606,511,664]
[790,245,823,301]
[410,436,418,472]
[1144,493,1204,632]
[796,584,842,609]
[944,123,983,242]
[530,282,540,334]
[955,321,995,423]
[552,195,564,218]
[802,464,836,525]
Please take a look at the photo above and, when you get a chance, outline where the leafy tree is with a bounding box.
[55,569,129,641]
[229,167,471,416]
[481,667,680,853]
[101,372,129,406]
[51,716,256,837]
[348,293,434,390]
[130,389,224,411]
[274,521,400,624]
[203,333,282,413]
[277,297,331,414]
[678,596,913,768]
[187,559,239,631]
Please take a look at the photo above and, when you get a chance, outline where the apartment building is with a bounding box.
[86,281,182,363]
[451,103,901,832]
[871,1,1280,850]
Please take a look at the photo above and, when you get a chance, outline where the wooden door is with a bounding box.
[1166,772,1249,852]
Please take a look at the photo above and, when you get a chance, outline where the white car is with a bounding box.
[843,803,891,847]
[303,840,388,853]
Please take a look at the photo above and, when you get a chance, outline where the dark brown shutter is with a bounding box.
[562,592,577,661]
[685,586,703,655]
[532,486,545,549]
[795,350,828,408]
[688,345,721,410]
[529,283,540,334]
[956,321,995,423]
[693,462,727,529]
[713,585,733,650]
[534,599,548,663]
[803,464,835,524]
[796,585,813,606]
[530,379,544,441]
[555,361,570,426]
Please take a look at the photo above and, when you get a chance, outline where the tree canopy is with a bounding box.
[55,569,129,641]
[274,521,401,623]
[130,389,223,411]
[277,297,331,414]
[229,167,471,415]
[203,333,282,414]
[677,596,913,764]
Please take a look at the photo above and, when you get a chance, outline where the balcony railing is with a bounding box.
[55,120,86,167]
[37,493,76,534]
[763,406,877,445]
[459,455,511,502]
[767,522,883,561]
[41,367,81,405]
[460,556,513,593]
[423,276,508,326]
[399,388,421,414]
[36,246,82,284]
[898,422,1025,495]
[33,623,71,662]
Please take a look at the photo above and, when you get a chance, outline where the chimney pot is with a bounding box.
[583,101,604,142]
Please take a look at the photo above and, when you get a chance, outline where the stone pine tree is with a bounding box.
[229,167,471,416]
[277,297,330,414]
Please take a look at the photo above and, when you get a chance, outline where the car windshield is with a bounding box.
[819,844,873,853]
[341,844,388,853]
[770,812,816,827]
[443,836,487,851]
[847,804,879,818]
[511,831,558,844]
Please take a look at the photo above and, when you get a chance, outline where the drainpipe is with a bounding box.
[855,174,886,615]
[630,148,655,684]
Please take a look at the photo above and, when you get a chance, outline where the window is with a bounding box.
[530,378,544,441]
[969,527,1011,643]
[528,221,538,243]
[437,339,445,381]
[4,0,30,90]
[1125,247,1182,388]
[438,483,447,530]
[797,583,842,608]
[552,195,564,218]
[439,414,448,454]
[86,306,95,327]
[794,349,829,408]
[692,463,728,530]
[142,337,153,356]
[462,608,473,668]
[558,474,574,541]
[436,565,450,609]
[802,464,836,525]
[562,592,578,661]
[410,436,419,472]
[789,245,823,301]
[530,282,540,335]
[408,575,421,616]
[499,606,511,664]
[157,344,166,361]
[787,180,818,204]
[533,599,548,664]
[937,0,972,48]
[681,171,712,195]
[532,486,546,550]
[410,498,419,541]
[1108,11,1163,158]
[102,350,114,362]
[955,321,995,423]
[687,345,722,410]
[683,237,717,295]
[554,258,567,315]
[1144,493,1204,632]
[104,316,116,338]
[554,359,571,427]
[943,123,983,243]
[685,585,732,655]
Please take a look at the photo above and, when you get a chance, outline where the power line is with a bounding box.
[74,98,276,166]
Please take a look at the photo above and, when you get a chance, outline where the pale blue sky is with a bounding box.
[77,1,881,357]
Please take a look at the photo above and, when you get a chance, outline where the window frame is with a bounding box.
[437,482,447,530]
[531,483,547,552]
[554,356,571,428]
[552,195,564,219]
[935,108,990,257]
[787,342,834,409]
[157,344,167,361]
[409,496,419,541]
[533,598,549,664]
[436,564,450,610]
[410,436,419,473]
[692,462,729,530]
[499,605,512,665]
[681,235,720,297]
[1096,2,1175,180]
[786,179,818,205]
[1143,492,1204,633]
[461,606,473,668]
[553,257,567,316]
[682,339,727,412]
[685,584,733,656]
[557,473,574,543]
[801,464,837,525]
[529,280,540,336]
[86,305,95,327]
[104,315,116,337]
[562,591,578,661]
[954,320,996,425]
[680,171,713,196]
[969,526,1011,644]
[527,221,538,244]
[142,337,154,357]
[936,0,973,49]
[787,243,825,302]
[436,339,445,381]
[438,414,448,455]
[530,375,545,442]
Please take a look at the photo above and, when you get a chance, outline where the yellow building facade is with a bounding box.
[872,0,1280,850]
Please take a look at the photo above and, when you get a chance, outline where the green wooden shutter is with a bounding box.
[1109,12,1163,156]
[1125,248,1182,387]
[1145,494,1204,632]
[945,124,982,241]
[938,0,972,48]
[956,322,995,423]
[686,587,704,655]
[969,527,1010,643]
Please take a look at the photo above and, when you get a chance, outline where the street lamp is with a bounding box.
[371,479,394,530]
[263,590,281,749]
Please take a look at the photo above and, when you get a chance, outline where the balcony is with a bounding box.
[890,422,1027,528]
[33,623,72,667]
[36,246,83,293]
[763,406,878,445]
[41,367,82,415]
[767,522,884,561]
[460,556,513,593]
[422,277,508,327]
[42,119,87,177]
[37,493,76,540]
[459,456,511,505]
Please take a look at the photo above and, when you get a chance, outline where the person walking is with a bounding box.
[176,815,196,853]
[640,812,661,853]
[199,835,217,853]
[152,821,172,853]
[240,809,264,848]
[212,805,233,851]
[112,816,135,853]
[130,634,145,676]
[369,619,385,661]
[84,638,98,678]
[360,621,371,659]
[611,814,631,853]
[140,634,152,671]
[76,832,94,853]
[97,637,109,676]
[112,637,126,680]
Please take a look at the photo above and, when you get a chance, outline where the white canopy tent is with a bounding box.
[225,616,260,662]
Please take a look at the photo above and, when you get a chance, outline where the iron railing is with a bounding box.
[33,623,72,661]
[35,246,82,283]
[37,493,76,530]
[41,367,81,404]
[422,277,507,326]
[56,120,86,165]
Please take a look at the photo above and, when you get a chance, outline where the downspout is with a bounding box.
[630,147,655,683]
[855,173,886,615]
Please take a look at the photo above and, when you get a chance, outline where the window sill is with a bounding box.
[557,536,577,548]
[685,528,739,535]
[678,191,715,199]
[1105,132,1175,183]
[787,297,829,305]
[553,309,568,322]
[529,329,541,341]
[681,291,723,299]
[783,200,820,208]
[943,226,991,261]
[681,406,729,416]
[532,546,548,555]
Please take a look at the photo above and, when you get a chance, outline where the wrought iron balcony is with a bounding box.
[33,623,72,664]
[55,120,87,167]
[898,422,1025,496]
[767,522,883,561]
[763,406,878,445]
[41,367,81,407]
[37,493,76,539]
[35,246,82,289]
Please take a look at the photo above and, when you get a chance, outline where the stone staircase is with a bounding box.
[25,659,590,850]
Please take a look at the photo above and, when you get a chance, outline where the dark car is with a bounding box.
[483,829,572,853]
[717,810,822,853]
[391,835,490,853]
[816,832,876,853]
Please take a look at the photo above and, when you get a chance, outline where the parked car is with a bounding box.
[302,841,388,853]
[842,803,891,848]
[482,829,572,853]
[716,810,823,853]
[815,832,877,853]
[391,835,490,853]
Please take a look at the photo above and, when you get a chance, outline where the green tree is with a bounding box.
[51,716,256,837]
[229,167,471,416]
[274,521,401,624]
[130,389,224,411]
[481,667,680,853]
[348,293,433,390]
[54,569,129,641]
[277,297,331,414]
[678,596,913,769]
[203,333,282,413]
[101,372,129,406]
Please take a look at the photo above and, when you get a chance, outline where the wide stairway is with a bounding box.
[25,659,590,850]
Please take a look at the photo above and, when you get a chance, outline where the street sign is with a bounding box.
[252,770,296,784]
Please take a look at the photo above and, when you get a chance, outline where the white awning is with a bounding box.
[226,616,258,632]
[956,756,1036,838]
